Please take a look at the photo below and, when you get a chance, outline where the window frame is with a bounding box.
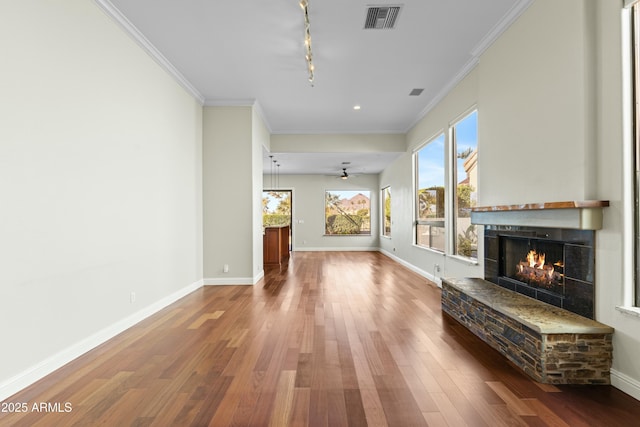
[412,109,479,261]
[414,132,447,252]
[632,3,640,307]
[620,1,640,312]
[450,109,479,261]
[324,190,371,236]
[381,186,391,238]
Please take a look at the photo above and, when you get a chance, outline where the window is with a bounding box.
[382,187,391,237]
[262,191,292,226]
[452,111,478,260]
[415,133,446,251]
[325,190,371,235]
[413,110,478,259]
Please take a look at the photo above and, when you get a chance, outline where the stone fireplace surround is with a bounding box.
[440,200,614,384]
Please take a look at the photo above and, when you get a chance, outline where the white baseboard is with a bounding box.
[378,249,442,287]
[0,279,204,401]
[254,270,264,284]
[611,368,640,401]
[204,277,255,285]
[294,247,379,252]
[203,268,264,286]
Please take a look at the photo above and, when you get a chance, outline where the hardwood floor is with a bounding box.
[2,251,640,426]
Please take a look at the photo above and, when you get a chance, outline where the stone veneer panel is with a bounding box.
[441,278,613,385]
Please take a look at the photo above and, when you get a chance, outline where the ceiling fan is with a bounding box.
[325,163,357,179]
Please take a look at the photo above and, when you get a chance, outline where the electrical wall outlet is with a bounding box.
[130,292,136,303]
[223,264,229,273]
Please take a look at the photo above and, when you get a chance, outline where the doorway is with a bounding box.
[262,190,292,250]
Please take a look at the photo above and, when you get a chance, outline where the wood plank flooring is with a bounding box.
[2,251,640,426]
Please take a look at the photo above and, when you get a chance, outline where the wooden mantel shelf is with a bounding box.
[471,200,610,230]
[472,200,610,213]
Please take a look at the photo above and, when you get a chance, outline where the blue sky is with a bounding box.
[418,111,477,189]
[326,190,369,201]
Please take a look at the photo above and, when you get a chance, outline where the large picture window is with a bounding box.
[452,110,478,260]
[325,190,371,235]
[415,133,446,251]
[413,110,478,259]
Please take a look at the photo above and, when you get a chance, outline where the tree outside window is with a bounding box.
[452,110,478,260]
[415,134,446,252]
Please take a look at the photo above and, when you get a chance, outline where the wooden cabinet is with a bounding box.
[263,225,290,266]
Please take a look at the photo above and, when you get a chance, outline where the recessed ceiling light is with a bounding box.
[353,105,361,110]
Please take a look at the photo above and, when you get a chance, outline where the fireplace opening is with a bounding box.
[501,237,565,296]
[484,226,595,319]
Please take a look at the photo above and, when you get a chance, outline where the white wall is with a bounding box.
[478,0,595,205]
[203,106,255,283]
[380,68,482,283]
[252,108,270,279]
[267,174,380,251]
[0,0,203,398]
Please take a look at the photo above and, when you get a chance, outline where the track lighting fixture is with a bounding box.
[299,0,314,85]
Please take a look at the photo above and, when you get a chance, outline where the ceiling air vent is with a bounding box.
[364,6,401,29]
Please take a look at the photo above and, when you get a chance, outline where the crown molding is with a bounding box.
[252,100,273,134]
[470,0,534,58]
[204,98,257,107]
[93,0,205,105]
[272,128,405,135]
[404,0,534,133]
[203,99,274,133]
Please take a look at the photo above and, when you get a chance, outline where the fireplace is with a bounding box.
[472,200,609,319]
[484,225,595,319]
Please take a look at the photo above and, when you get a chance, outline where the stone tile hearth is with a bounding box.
[441,277,613,385]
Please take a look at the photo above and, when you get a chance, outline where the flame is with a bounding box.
[516,249,562,289]
[526,250,545,268]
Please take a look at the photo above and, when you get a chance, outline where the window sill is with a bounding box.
[448,254,479,266]
[412,244,445,255]
[616,305,640,318]
[380,235,391,240]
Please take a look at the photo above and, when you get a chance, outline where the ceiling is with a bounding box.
[104,0,531,175]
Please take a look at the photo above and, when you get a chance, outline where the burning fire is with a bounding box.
[516,250,562,287]
[526,250,544,269]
